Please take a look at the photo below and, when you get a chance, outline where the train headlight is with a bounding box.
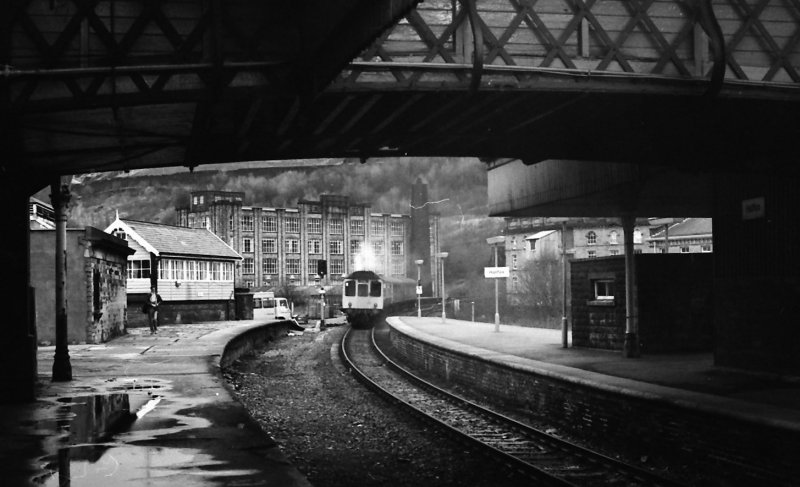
[348,302,352,308]
[373,303,378,309]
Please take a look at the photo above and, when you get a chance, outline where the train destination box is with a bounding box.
[484,267,510,278]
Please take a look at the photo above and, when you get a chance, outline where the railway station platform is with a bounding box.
[386,316,800,484]
[0,321,312,487]
[389,316,800,414]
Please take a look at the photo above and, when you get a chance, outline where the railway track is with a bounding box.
[340,326,686,487]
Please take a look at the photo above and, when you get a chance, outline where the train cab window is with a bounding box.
[370,280,382,297]
[264,298,276,309]
[358,281,369,297]
[345,280,356,297]
[254,298,262,308]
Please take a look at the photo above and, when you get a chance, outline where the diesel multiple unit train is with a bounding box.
[341,270,417,328]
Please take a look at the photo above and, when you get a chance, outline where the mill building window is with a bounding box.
[350,219,364,235]
[391,259,405,276]
[262,239,276,253]
[330,241,343,255]
[285,217,300,233]
[286,239,300,253]
[262,215,277,233]
[586,231,597,245]
[307,218,322,234]
[391,220,404,236]
[241,214,254,232]
[286,258,301,275]
[308,259,320,276]
[330,259,344,276]
[262,258,277,275]
[330,219,344,234]
[391,241,403,256]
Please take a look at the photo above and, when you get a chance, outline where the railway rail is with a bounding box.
[339,325,686,487]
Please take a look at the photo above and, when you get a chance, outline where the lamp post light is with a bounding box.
[544,218,572,348]
[415,259,424,318]
[438,252,448,322]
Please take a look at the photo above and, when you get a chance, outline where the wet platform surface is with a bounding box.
[390,317,800,427]
[0,322,312,487]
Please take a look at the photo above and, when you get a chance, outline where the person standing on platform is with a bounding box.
[146,286,163,334]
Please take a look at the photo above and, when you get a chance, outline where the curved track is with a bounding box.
[340,326,686,487]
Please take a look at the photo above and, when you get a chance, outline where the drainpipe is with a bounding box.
[51,176,72,381]
[622,215,640,358]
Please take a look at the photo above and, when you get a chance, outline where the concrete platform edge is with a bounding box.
[388,316,800,433]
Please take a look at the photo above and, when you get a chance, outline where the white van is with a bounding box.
[253,292,294,321]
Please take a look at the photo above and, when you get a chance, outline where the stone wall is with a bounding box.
[84,245,128,343]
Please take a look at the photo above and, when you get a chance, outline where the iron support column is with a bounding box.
[51,177,72,381]
[622,215,640,358]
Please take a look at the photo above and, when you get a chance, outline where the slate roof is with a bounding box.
[650,218,712,240]
[123,219,241,260]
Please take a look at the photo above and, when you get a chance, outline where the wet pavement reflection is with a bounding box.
[4,392,228,486]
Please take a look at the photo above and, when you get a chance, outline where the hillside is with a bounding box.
[45,157,506,290]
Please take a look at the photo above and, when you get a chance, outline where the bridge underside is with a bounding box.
[14,85,800,180]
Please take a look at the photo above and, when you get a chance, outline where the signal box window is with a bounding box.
[370,280,382,297]
[593,279,614,300]
[344,280,356,297]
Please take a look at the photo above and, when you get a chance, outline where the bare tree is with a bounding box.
[514,256,563,326]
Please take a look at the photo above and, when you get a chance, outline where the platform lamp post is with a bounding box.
[415,259,424,318]
[438,252,448,323]
[486,236,505,333]
[548,218,571,348]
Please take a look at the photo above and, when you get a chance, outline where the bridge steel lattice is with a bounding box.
[3,0,800,175]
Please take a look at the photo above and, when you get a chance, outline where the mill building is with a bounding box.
[175,182,442,294]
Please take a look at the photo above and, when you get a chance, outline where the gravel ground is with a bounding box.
[223,326,526,487]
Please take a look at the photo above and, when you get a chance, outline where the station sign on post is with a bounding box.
[484,266,510,278]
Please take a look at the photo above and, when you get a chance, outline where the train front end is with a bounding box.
[341,271,384,328]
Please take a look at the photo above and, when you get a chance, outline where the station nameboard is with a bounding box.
[484,267,510,278]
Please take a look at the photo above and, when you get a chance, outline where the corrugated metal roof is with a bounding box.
[123,220,241,260]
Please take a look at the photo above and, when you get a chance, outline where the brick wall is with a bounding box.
[389,327,800,484]
[570,254,713,353]
[570,257,626,350]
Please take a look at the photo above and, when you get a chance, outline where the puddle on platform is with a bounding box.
[27,393,257,486]
[39,444,219,486]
